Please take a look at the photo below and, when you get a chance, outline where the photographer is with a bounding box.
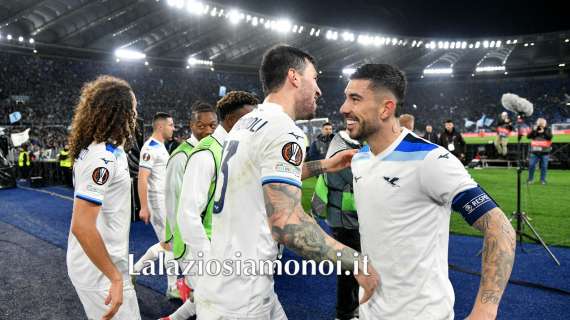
[527,118,552,184]
[438,119,466,162]
[495,112,513,158]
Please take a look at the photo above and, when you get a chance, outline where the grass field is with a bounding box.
[301,169,570,247]
[464,134,570,144]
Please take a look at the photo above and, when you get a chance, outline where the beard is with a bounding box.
[294,91,317,120]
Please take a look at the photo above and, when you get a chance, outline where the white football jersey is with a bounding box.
[351,128,477,320]
[195,102,305,316]
[139,138,169,202]
[67,142,132,290]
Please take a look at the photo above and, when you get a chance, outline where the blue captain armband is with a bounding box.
[451,187,498,225]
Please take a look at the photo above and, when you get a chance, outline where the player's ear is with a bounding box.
[287,68,301,89]
[379,99,396,120]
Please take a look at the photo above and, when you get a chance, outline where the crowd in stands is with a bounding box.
[1,51,569,157]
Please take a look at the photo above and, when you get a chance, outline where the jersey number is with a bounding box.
[213,141,239,214]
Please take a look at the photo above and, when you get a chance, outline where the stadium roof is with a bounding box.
[0,0,569,77]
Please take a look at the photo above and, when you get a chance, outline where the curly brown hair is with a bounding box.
[216,91,259,121]
[68,75,137,159]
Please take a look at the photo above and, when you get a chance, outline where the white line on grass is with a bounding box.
[18,186,73,202]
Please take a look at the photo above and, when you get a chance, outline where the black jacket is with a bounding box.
[438,128,466,157]
[527,127,553,154]
[307,133,334,161]
[422,132,439,144]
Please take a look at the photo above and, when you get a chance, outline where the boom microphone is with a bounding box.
[501,93,534,117]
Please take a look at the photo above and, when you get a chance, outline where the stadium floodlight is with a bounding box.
[490,40,495,48]
[524,43,529,47]
[342,68,356,76]
[475,65,506,73]
[264,20,271,29]
[455,41,461,48]
[188,57,213,66]
[411,40,417,47]
[18,36,24,42]
[246,15,252,22]
[530,42,535,46]
[228,10,241,25]
[450,42,455,49]
[358,35,372,46]
[423,68,453,75]
[33,49,38,54]
[392,38,398,46]
[443,41,449,49]
[144,61,149,66]
[251,16,258,26]
[559,63,566,67]
[218,9,225,17]
[115,48,146,60]
[506,40,511,44]
[469,44,474,49]
[438,41,443,49]
[513,39,518,44]
[342,32,355,42]
[29,38,34,44]
[310,28,315,36]
[566,39,570,43]
[417,40,423,47]
[504,72,508,75]
[483,40,489,48]
[186,1,205,15]
[272,19,292,33]
[298,26,304,33]
[210,7,217,16]
[429,41,436,49]
[461,41,467,49]
[292,25,298,33]
[475,41,480,48]
[315,29,320,37]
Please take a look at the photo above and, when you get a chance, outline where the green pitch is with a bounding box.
[464,134,570,144]
[301,169,570,247]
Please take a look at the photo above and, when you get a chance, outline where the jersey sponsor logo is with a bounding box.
[282,142,303,166]
[383,176,400,187]
[142,152,151,161]
[288,132,303,140]
[274,162,301,176]
[438,152,450,159]
[92,167,110,185]
[100,158,114,164]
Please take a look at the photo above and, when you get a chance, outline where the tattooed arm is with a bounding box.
[301,149,357,180]
[467,208,516,320]
[263,182,379,303]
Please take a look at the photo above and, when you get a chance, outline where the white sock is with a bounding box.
[134,242,163,273]
[164,250,178,290]
[170,299,196,320]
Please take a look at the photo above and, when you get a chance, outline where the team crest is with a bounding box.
[281,142,303,166]
[92,167,110,185]
[142,152,151,161]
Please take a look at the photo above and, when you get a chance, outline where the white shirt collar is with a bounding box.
[188,134,200,147]
[212,125,228,143]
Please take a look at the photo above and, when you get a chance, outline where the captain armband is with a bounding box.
[451,186,498,225]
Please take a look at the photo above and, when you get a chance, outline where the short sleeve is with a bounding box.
[260,127,305,188]
[139,145,155,170]
[419,148,477,205]
[74,150,116,205]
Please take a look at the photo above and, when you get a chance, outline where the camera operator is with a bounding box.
[438,119,466,162]
[495,112,513,158]
[527,118,552,185]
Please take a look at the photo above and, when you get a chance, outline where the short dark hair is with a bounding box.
[216,91,259,121]
[350,64,407,106]
[190,101,216,122]
[322,122,332,127]
[445,119,454,124]
[260,45,317,94]
[152,112,171,124]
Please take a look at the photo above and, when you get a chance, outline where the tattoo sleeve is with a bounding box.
[472,208,516,311]
[263,182,358,269]
[301,160,324,180]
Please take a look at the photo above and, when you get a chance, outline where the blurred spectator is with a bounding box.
[438,119,466,162]
[307,122,334,161]
[527,118,553,184]
[422,125,438,144]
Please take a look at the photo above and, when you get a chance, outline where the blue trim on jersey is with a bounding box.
[75,193,103,206]
[384,150,431,161]
[105,143,117,153]
[261,176,302,188]
[395,134,438,153]
[358,145,370,153]
[149,140,160,147]
[452,186,498,225]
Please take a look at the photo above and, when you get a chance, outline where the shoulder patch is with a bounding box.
[92,167,110,185]
[282,142,303,166]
